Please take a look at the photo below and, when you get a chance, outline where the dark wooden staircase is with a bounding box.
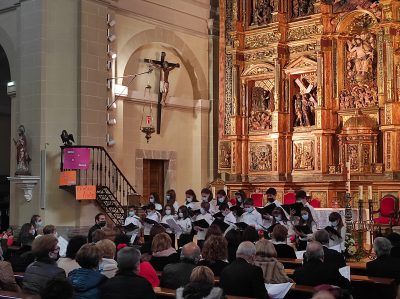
[59,146,139,226]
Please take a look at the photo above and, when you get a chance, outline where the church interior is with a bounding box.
[0,0,400,298]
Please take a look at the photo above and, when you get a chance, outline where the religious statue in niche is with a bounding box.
[219,142,231,169]
[293,141,314,170]
[249,143,272,172]
[362,144,371,171]
[348,144,359,171]
[292,0,315,18]
[339,32,377,110]
[13,125,31,175]
[251,0,275,26]
[293,73,317,127]
[249,82,274,132]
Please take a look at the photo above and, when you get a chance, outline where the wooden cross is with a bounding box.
[144,52,180,134]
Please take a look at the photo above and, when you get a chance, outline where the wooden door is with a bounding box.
[143,159,165,205]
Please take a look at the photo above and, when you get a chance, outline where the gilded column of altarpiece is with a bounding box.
[218,0,400,207]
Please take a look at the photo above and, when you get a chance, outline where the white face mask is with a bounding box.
[54,232,58,238]
[218,197,225,203]
[202,196,208,202]
[166,195,171,201]
[275,215,282,222]
[186,197,193,203]
[128,211,135,217]
[244,207,253,213]
[147,211,154,216]
[236,197,242,202]
[149,197,155,203]
[330,221,338,227]
[165,209,171,215]
[36,221,43,228]
[200,208,206,215]
[179,212,184,218]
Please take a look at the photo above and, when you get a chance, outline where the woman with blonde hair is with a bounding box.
[149,233,179,271]
[176,266,224,299]
[254,239,292,284]
[96,239,117,278]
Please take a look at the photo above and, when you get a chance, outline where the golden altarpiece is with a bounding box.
[218,0,400,208]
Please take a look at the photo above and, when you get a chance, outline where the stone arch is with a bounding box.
[118,28,207,100]
[0,27,16,79]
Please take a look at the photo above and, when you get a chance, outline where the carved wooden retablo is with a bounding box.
[218,0,400,206]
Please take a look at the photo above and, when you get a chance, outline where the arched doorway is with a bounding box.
[0,44,11,230]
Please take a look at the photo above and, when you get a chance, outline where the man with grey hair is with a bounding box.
[100,247,155,299]
[220,241,269,298]
[293,241,350,288]
[160,242,200,289]
[366,237,400,279]
[314,229,346,270]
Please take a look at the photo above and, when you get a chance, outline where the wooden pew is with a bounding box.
[0,290,40,299]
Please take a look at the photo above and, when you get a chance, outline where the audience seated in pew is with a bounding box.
[271,225,297,259]
[160,242,200,289]
[100,247,156,299]
[68,243,107,299]
[386,232,400,259]
[0,246,21,292]
[57,236,86,276]
[224,229,240,263]
[219,241,269,299]
[22,235,66,295]
[149,233,179,271]
[41,278,73,299]
[292,241,350,289]
[314,230,346,270]
[254,239,292,284]
[8,223,35,272]
[176,266,223,299]
[96,239,118,278]
[138,257,160,288]
[367,237,400,280]
[140,224,167,255]
[198,235,229,276]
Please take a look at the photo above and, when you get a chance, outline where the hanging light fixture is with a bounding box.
[140,82,155,143]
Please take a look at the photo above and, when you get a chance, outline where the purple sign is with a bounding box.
[63,148,90,170]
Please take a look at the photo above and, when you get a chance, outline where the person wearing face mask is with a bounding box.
[88,213,107,243]
[143,203,161,242]
[22,235,66,295]
[185,189,200,212]
[161,204,177,247]
[295,190,319,224]
[269,207,294,241]
[124,206,142,245]
[239,198,263,230]
[165,189,179,212]
[219,203,237,229]
[326,212,346,251]
[265,188,290,219]
[176,206,193,248]
[295,207,318,250]
[201,188,218,215]
[30,214,43,237]
[149,192,163,213]
[216,190,232,208]
[193,202,213,249]
[234,190,246,208]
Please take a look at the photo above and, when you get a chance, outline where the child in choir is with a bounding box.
[143,203,161,242]
[161,204,177,248]
[165,189,179,212]
[219,203,237,226]
[201,188,218,215]
[296,190,318,224]
[271,207,294,239]
[185,189,200,211]
[149,192,163,212]
[193,202,214,249]
[176,206,193,248]
[240,198,263,230]
[294,207,317,250]
[216,190,232,208]
[327,212,346,251]
[265,187,290,219]
[124,206,142,244]
[234,190,246,208]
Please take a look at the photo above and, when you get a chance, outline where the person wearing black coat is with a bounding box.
[160,242,200,289]
[366,237,400,279]
[314,229,346,270]
[293,241,350,289]
[100,247,155,299]
[87,213,106,243]
[219,241,269,299]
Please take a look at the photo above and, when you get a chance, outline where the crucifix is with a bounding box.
[144,52,180,134]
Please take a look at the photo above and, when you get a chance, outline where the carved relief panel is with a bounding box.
[249,142,273,173]
[249,79,275,133]
[218,141,232,170]
[290,0,316,19]
[293,140,315,171]
[249,0,278,27]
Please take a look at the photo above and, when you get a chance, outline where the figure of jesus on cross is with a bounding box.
[144,52,180,134]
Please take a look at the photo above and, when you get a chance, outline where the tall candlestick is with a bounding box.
[346,161,351,193]
[359,185,363,200]
[368,185,372,200]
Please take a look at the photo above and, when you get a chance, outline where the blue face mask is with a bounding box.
[301,214,309,221]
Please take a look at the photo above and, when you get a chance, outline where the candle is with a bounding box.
[346,181,351,194]
[368,185,372,200]
[224,186,228,194]
[359,185,363,200]
[211,186,216,199]
[346,161,351,194]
